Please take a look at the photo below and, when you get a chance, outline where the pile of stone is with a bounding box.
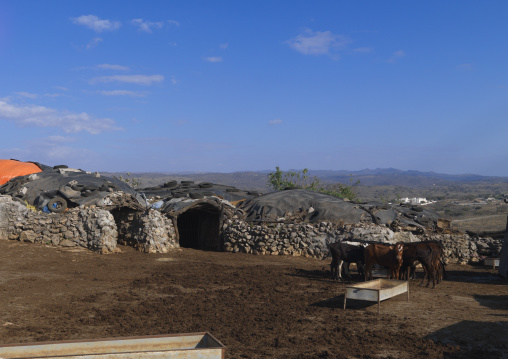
[0,195,178,254]
[221,218,504,263]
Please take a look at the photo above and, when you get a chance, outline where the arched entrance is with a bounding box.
[110,207,141,247]
[177,204,222,250]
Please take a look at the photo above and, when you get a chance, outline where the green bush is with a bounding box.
[266,167,360,201]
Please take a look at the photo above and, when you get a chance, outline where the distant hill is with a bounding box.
[307,169,502,186]
[101,168,508,202]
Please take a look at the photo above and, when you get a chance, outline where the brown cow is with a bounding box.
[423,242,446,286]
[364,242,404,281]
[401,241,445,288]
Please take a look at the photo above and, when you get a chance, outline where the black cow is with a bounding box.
[329,242,365,282]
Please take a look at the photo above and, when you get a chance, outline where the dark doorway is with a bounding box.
[177,205,222,250]
[110,207,141,246]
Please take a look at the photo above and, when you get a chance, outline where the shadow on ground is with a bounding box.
[426,320,508,359]
[437,268,506,285]
[473,294,508,314]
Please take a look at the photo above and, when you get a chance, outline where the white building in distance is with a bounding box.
[400,197,429,205]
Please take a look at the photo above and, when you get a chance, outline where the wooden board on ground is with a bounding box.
[0,333,225,359]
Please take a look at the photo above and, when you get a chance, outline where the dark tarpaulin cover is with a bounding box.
[239,189,440,228]
[0,167,144,210]
[139,182,258,203]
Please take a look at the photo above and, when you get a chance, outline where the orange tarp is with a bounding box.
[0,160,42,185]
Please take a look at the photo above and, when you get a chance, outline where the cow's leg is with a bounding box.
[436,261,442,283]
[420,271,427,286]
[357,262,364,278]
[331,258,337,280]
[338,259,344,282]
[395,267,400,281]
[427,259,438,288]
[343,262,352,280]
[430,262,437,289]
[399,265,407,280]
[419,263,429,287]
[364,264,372,281]
[434,256,442,285]
[424,262,435,288]
[410,264,416,280]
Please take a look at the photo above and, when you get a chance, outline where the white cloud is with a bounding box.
[0,100,122,134]
[89,74,164,85]
[269,119,283,126]
[16,92,64,99]
[96,64,130,71]
[204,57,223,63]
[387,50,406,63]
[286,29,351,55]
[220,43,229,49]
[86,37,103,49]
[98,90,148,97]
[131,19,163,33]
[167,20,180,27]
[71,15,121,32]
[16,92,38,99]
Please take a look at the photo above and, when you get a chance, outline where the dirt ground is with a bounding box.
[0,240,507,359]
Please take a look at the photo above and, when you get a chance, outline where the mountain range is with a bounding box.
[102,168,508,199]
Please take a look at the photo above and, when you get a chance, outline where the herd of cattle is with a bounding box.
[329,241,445,288]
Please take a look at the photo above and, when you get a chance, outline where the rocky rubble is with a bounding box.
[221,219,504,263]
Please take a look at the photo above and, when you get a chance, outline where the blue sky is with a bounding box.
[1,1,507,175]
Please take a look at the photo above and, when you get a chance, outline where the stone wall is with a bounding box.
[0,196,178,254]
[1,196,118,253]
[221,219,504,263]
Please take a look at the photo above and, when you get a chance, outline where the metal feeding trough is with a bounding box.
[484,257,500,269]
[0,332,225,358]
[344,279,409,314]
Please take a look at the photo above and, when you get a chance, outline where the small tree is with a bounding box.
[318,174,360,202]
[266,166,321,191]
[267,167,360,201]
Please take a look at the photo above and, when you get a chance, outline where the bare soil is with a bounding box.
[0,240,507,359]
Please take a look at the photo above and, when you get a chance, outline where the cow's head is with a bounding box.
[394,242,404,262]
